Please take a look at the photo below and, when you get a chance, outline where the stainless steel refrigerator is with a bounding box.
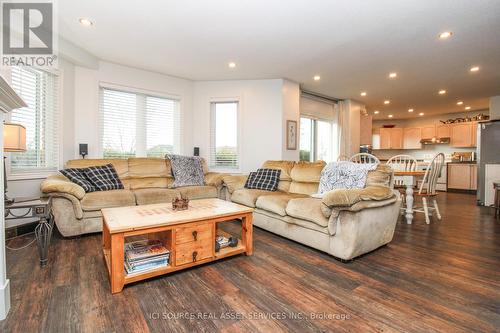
[477,119,500,205]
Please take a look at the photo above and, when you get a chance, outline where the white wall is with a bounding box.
[281,80,300,161]
[345,99,363,156]
[192,79,293,173]
[372,110,489,160]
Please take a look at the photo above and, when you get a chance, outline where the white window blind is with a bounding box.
[10,67,60,174]
[210,101,239,169]
[99,87,181,158]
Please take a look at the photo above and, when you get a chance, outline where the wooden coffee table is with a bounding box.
[101,198,253,293]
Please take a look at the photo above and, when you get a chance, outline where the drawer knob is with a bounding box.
[192,251,198,261]
[192,230,198,241]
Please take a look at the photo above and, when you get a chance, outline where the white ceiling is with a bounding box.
[58,0,500,119]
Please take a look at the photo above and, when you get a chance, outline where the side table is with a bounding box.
[5,197,54,266]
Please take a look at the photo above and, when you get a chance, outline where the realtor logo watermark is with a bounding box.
[1,0,58,67]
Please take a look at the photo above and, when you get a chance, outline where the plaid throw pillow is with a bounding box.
[83,164,124,191]
[244,169,281,191]
[60,168,96,193]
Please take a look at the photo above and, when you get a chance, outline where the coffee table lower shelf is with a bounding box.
[102,206,253,294]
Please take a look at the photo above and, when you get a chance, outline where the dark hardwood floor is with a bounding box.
[1,192,499,333]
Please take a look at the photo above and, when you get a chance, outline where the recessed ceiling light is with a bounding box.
[388,114,393,118]
[389,72,397,79]
[470,66,480,72]
[438,90,447,95]
[419,112,424,116]
[79,18,93,26]
[457,101,463,105]
[313,75,321,81]
[228,62,236,68]
[465,106,471,110]
[384,100,390,105]
[360,92,367,96]
[374,110,380,114]
[439,31,452,39]
[408,108,414,112]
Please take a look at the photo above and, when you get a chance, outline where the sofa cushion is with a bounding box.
[83,164,124,191]
[133,188,180,205]
[289,182,319,195]
[222,175,248,194]
[256,192,307,216]
[290,161,325,182]
[322,186,394,208]
[261,160,295,181]
[286,197,329,228]
[128,177,174,190]
[231,189,270,207]
[178,186,218,200]
[80,189,136,211]
[366,164,394,188]
[128,158,171,178]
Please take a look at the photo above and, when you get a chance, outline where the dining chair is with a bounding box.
[337,155,349,161]
[349,153,380,164]
[412,153,445,224]
[386,154,418,186]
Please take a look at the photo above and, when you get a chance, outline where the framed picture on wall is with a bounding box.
[286,120,297,150]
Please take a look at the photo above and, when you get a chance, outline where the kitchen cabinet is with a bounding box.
[421,125,436,139]
[379,128,403,149]
[403,127,422,149]
[447,163,477,190]
[450,122,477,147]
[436,124,450,138]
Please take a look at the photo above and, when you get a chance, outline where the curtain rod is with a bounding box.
[300,89,341,103]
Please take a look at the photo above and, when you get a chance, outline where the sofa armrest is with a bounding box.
[40,175,85,200]
[221,174,248,194]
[322,186,395,209]
[204,172,224,188]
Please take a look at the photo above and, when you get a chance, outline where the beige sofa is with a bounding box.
[222,160,401,260]
[40,158,223,237]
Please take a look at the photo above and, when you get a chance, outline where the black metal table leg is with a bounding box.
[35,216,54,266]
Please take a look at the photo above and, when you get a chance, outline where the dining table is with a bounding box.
[394,170,426,224]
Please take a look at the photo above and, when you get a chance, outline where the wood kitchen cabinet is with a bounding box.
[421,125,436,139]
[436,124,450,138]
[447,163,477,190]
[403,127,422,149]
[379,128,403,149]
[450,122,477,147]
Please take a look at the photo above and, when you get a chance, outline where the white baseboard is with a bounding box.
[0,279,10,320]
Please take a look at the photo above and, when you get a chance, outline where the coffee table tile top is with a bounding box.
[102,198,253,233]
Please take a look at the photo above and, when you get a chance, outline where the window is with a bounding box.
[210,101,239,169]
[10,67,60,175]
[99,87,181,158]
[299,117,335,162]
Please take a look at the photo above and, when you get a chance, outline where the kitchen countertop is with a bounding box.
[447,161,477,164]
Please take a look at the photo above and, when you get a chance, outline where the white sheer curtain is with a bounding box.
[335,100,349,159]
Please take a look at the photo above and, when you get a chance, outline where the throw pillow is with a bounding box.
[314,161,377,197]
[244,169,281,191]
[60,168,96,193]
[167,154,205,188]
[83,164,124,191]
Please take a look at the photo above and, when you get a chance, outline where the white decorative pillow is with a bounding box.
[314,161,378,197]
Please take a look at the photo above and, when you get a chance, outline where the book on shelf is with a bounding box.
[124,239,170,274]
[125,258,169,274]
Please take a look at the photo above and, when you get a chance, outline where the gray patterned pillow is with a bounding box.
[316,161,378,195]
[167,154,205,188]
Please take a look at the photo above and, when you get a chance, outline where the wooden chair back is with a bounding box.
[418,153,445,195]
[349,153,380,164]
[387,155,418,186]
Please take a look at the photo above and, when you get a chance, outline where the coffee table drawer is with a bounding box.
[175,223,212,245]
[175,239,212,266]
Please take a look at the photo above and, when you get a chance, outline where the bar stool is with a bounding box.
[494,181,500,218]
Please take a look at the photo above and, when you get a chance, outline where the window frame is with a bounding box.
[6,66,63,180]
[299,115,334,162]
[209,97,241,172]
[98,82,182,159]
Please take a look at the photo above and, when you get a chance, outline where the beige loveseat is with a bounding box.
[40,158,223,237]
[222,160,401,260]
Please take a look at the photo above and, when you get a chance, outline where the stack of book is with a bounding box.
[124,239,170,275]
